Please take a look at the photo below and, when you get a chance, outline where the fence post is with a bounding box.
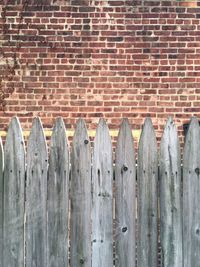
[3,117,25,267]
[47,117,69,267]
[160,117,182,267]
[183,117,200,267]
[137,117,158,267]
[115,118,136,267]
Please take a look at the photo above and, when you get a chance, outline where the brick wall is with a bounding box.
[0,0,200,143]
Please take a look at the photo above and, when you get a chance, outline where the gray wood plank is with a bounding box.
[47,117,69,267]
[115,118,136,267]
[91,119,113,267]
[25,117,48,267]
[159,117,182,267]
[183,117,200,267]
[70,118,91,267]
[0,136,3,267]
[3,117,25,267]
[137,117,158,267]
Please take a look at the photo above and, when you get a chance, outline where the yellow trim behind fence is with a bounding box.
[0,130,141,140]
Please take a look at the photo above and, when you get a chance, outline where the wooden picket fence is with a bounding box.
[0,116,199,267]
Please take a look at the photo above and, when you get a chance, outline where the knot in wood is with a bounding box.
[84,139,89,145]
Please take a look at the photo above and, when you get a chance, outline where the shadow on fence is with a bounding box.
[0,116,199,267]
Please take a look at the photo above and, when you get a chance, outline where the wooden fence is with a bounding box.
[0,116,199,267]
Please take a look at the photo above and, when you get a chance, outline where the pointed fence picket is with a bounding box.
[159,118,182,267]
[183,117,200,267]
[70,119,92,267]
[25,117,48,266]
[0,116,200,267]
[137,118,158,267]
[3,117,25,267]
[115,118,136,267]
[47,117,69,267]
[91,119,113,267]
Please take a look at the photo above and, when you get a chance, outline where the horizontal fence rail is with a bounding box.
[0,116,200,267]
[0,129,141,140]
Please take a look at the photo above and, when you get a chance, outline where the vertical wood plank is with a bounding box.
[137,117,158,267]
[115,118,136,267]
[25,117,48,267]
[91,119,113,267]
[70,118,91,267]
[183,117,200,267]
[159,118,182,267]
[3,117,25,266]
[47,117,69,267]
[0,137,3,267]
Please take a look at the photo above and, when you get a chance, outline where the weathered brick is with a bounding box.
[0,0,199,146]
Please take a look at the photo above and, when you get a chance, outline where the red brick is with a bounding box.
[0,0,199,146]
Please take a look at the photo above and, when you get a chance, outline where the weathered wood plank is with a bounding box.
[91,119,113,267]
[25,117,48,267]
[47,117,69,267]
[137,117,158,267]
[115,118,136,267]
[0,136,3,267]
[159,117,182,267]
[70,118,91,267]
[3,117,25,266]
[183,117,200,267]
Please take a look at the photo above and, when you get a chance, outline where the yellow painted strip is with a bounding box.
[0,130,141,140]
